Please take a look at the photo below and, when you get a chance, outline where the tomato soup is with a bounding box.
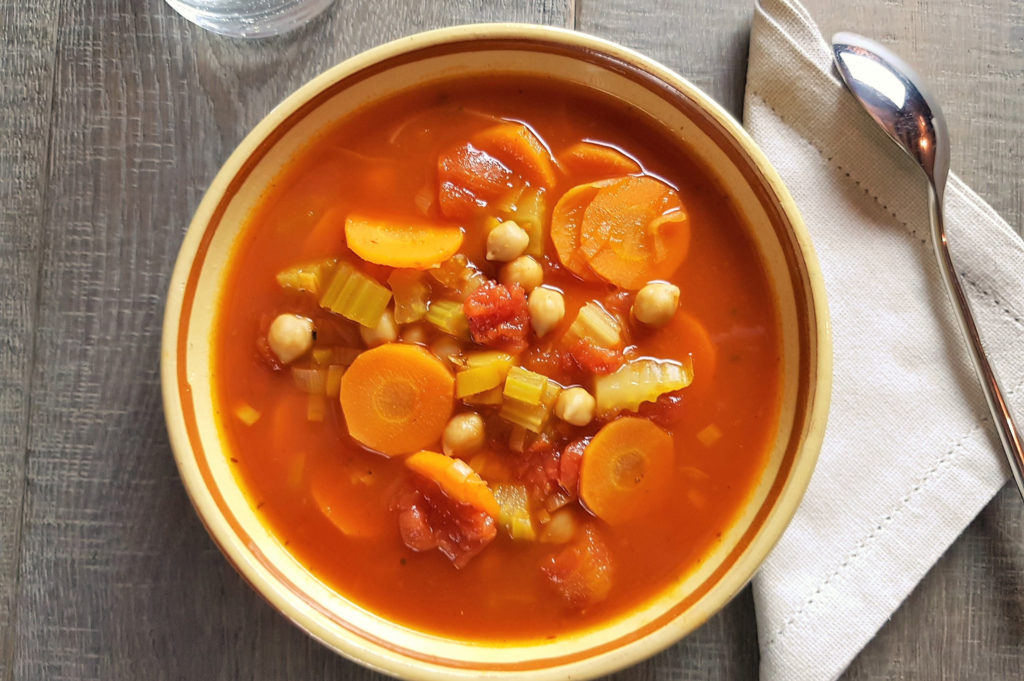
[212,76,781,641]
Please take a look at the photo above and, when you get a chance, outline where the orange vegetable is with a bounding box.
[557,142,641,179]
[437,143,515,220]
[345,215,464,269]
[579,417,674,525]
[578,176,690,290]
[406,450,501,517]
[302,206,348,258]
[550,180,613,279]
[643,310,717,390]
[310,461,390,538]
[339,343,454,456]
[472,122,557,188]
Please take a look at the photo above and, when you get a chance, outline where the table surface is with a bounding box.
[2,0,1022,679]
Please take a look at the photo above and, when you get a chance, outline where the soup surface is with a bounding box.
[213,76,781,640]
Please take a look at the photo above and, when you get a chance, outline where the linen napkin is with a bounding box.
[743,1,1024,679]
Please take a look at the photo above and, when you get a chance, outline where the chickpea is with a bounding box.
[429,335,462,369]
[499,255,544,292]
[267,313,314,364]
[359,309,398,348]
[632,281,680,327]
[442,412,486,458]
[554,387,596,427]
[485,220,530,262]
[528,286,565,337]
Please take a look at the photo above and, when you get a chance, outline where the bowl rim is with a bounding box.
[161,21,832,680]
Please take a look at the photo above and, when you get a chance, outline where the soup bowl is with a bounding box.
[162,23,831,680]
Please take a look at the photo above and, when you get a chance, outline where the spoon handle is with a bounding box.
[929,187,1024,501]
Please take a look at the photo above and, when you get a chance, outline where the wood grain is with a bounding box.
[1,0,1021,679]
[0,2,58,679]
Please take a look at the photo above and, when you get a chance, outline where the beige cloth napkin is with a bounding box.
[743,1,1024,679]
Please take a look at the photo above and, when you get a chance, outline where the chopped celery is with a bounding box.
[513,187,547,257]
[462,385,503,406]
[425,299,470,339]
[593,356,694,415]
[500,376,561,433]
[429,254,486,299]
[276,259,337,296]
[565,301,622,349]
[234,403,261,426]
[465,350,515,368]
[387,269,430,324]
[456,351,516,399]
[325,365,345,398]
[502,366,547,404]
[508,424,529,452]
[306,394,326,422]
[319,261,392,328]
[493,483,536,541]
[311,348,335,365]
[291,366,327,395]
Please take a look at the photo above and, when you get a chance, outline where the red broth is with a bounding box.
[212,76,781,640]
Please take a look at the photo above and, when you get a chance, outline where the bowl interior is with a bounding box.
[162,24,829,681]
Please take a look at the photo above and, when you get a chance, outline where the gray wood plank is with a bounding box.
[9,2,572,680]
[0,1,59,679]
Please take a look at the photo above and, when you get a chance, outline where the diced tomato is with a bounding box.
[541,525,614,608]
[521,344,581,385]
[463,281,531,353]
[558,438,588,497]
[437,143,515,220]
[392,479,497,569]
[567,338,624,374]
[514,436,562,501]
[637,389,687,427]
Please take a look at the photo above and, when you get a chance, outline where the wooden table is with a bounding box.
[2,0,1021,678]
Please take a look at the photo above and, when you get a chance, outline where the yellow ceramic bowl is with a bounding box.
[162,23,831,680]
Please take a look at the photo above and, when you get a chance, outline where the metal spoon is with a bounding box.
[831,32,1024,501]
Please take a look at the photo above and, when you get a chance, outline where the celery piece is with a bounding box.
[429,254,486,300]
[696,423,723,447]
[387,269,430,324]
[493,483,536,541]
[276,259,337,296]
[593,356,694,415]
[291,366,327,395]
[324,365,345,398]
[311,348,335,366]
[319,261,392,328]
[234,403,261,426]
[565,301,622,349]
[307,394,326,422]
[425,299,470,339]
[512,187,547,257]
[455,351,515,399]
[462,385,503,406]
[502,366,547,404]
[500,380,561,433]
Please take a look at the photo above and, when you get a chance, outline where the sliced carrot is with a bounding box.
[557,142,641,179]
[644,311,717,391]
[550,180,614,279]
[309,460,390,538]
[406,450,500,517]
[344,215,464,269]
[579,417,674,525]
[471,122,557,189]
[339,343,454,456]
[437,143,515,220]
[579,176,690,290]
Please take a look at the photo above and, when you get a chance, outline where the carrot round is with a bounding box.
[550,180,613,279]
[303,205,348,258]
[345,215,464,269]
[310,461,390,538]
[557,142,641,179]
[579,176,690,290]
[579,417,675,525]
[339,343,454,456]
[437,143,515,220]
[472,122,557,188]
[405,450,500,517]
[644,310,717,391]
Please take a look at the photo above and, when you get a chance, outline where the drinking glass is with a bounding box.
[166,0,335,38]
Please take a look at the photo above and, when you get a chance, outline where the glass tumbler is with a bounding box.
[166,0,335,38]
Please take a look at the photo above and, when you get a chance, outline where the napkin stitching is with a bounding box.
[749,90,1024,329]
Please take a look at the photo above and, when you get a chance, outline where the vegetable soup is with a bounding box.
[212,76,781,640]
